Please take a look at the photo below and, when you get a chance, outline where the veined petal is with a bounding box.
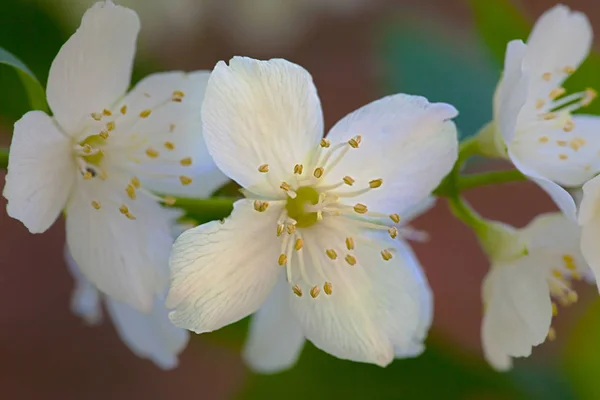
[64,244,103,325]
[65,180,174,312]
[508,150,577,221]
[579,176,600,290]
[201,57,324,195]
[143,168,230,199]
[105,295,189,370]
[323,94,458,214]
[288,226,431,366]
[523,212,582,255]
[3,111,75,233]
[579,175,600,225]
[510,115,600,187]
[243,276,305,374]
[482,258,553,371]
[167,199,282,333]
[47,1,140,134]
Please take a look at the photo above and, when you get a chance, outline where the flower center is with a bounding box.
[285,186,319,228]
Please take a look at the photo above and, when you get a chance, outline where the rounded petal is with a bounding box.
[508,150,577,221]
[201,57,324,195]
[3,111,75,233]
[47,1,140,134]
[579,177,600,291]
[105,295,189,370]
[65,181,174,312]
[64,244,103,325]
[243,277,305,374]
[323,94,458,214]
[288,227,431,366]
[166,199,282,333]
[523,212,582,254]
[580,175,600,225]
[481,258,553,371]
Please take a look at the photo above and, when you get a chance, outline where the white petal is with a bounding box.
[111,71,216,195]
[144,167,230,199]
[493,40,529,143]
[481,258,552,371]
[510,115,600,187]
[323,94,458,214]
[66,181,174,312]
[106,295,189,370]
[523,212,582,254]
[242,276,305,374]
[3,111,75,233]
[201,57,324,195]
[288,227,431,366]
[47,1,140,134]
[167,199,282,333]
[508,150,577,220]
[579,174,600,225]
[64,244,103,325]
[579,177,600,291]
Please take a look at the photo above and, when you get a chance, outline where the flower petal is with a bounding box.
[105,295,189,370]
[510,115,600,187]
[481,258,552,371]
[64,244,103,325]
[201,57,324,195]
[579,176,600,290]
[243,276,305,374]
[3,111,75,233]
[65,181,175,312]
[47,0,140,134]
[288,226,431,366]
[323,94,458,214]
[166,199,282,333]
[508,150,577,221]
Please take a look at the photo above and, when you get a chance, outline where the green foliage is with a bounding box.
[0,48,47,113]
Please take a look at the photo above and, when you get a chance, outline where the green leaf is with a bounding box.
[0,147,8,168]
[0,47,48,113]
[172,197,235,225]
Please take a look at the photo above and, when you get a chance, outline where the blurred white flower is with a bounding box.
[166,56,458,370]
[481,213,588,371]
[487,5,600,220]
[3,1,218,312]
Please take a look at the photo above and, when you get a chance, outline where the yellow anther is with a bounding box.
[90,112,102,121]
[125,212,136,220]
[82,144,93,154]
[542,112,556,120]
[345,254,357,266]
[348,135,362,148]
[390,214,401,223]
[556,140,567,147]
[126,184,136,200]
[313,167,324,178]
[146,148,159,158]
[102,109,112,116]
[119,205,129,214]
[280,182,292,191]
[572,272,582,280]
[258,164,269,173]
[535,99,545,109]
[570,138,586,151]
[287,224,296,235]
[139,109,152,118]
[277,224,285,236]
[552,302,558,316]
[320,138,331,148]
[583,88,597,106]
[131,177,141,188]
[381,249,393,261]
[172,90,185,102]
[106,121,115,131]
[278,254,287,266]
[294,164,304,175]
[99,130,109,139]
[585,165,591,171]
[292,285,303,297]
[253,200,269,212]
[91,201,101,210]
[567,291,578,303]
[345,237,355,251]
[169,123,176,132]
[353,203,368,214]
[326,249,338,260]
[164,141,175,150]
[563,120,575,132]
[163,196,176,206]
[180,157,192,166]
[547,327,556,341]
[83,171,93,180]
[563,254,576,270]
[295,238,304,251]
[538,136,549,143]
[559,153,568,160]
[542,72,552,81]
[323,282,333,295]
[549,87,566,100]
[179,176,192,185]
[552,269,563,278]
[343,176,355,186]
[120,105,127,115]
[388,227,398,239]
[369,179,383,188]
[310,286,321,298]
[563,66,576,74]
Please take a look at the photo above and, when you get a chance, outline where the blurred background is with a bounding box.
[1,0,600,398]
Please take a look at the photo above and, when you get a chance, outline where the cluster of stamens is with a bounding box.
[75,90,194,220]
[546,254,581,341]
[253,135,408,298]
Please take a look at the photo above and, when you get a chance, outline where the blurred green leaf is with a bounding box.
[171,197,235,225]
[0,47,47,112]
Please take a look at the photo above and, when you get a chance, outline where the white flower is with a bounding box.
[481,213,588,371]
[166,57,458,370]
[577,175,600,290]
[490,4,599,220]
[3,0,216,312]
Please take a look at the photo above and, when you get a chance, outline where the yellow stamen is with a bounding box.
[326,249,338,260]
[353,203,368,214]
[542,72,552,81]
[535,99,545,109]
[381,249,393,261]
[126,184,136,200]
[390,214,401,223]
[179,176,192,185]
[106,121,115,131]
[131,177,141,188]
[91,201,101,210]
[180,157,192,166]
[539,136,549,143]
[146,148,159,158]
[345,254,357,266]
[563,66,576,74]
[348,135,362,148]
[258,164,269,173]
[345,237,355,250]
[278,254,287,266]
[323,282,333,295]
[90,112,102,121]
[388,227,398,239]
[294,164,304,175]
[280,182,292,191]
[292,285,303,297]
[120,105,127,115]
[549,87,566,100]
[320,138,330,148]
[313,167,324,178]
[369,179,383,188]
[343,176,355,186]
[563,120,575,132]
[559,153,568,160]
[277,224,285,236]
[139,109,152,118]
[310,286,321,298]
[295,238,304,251]
[99,130,109,139]
[164,141,175,150]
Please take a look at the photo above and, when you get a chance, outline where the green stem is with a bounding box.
[0,147,8,168]
[457,169,526,191]
[447,195,488,237]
